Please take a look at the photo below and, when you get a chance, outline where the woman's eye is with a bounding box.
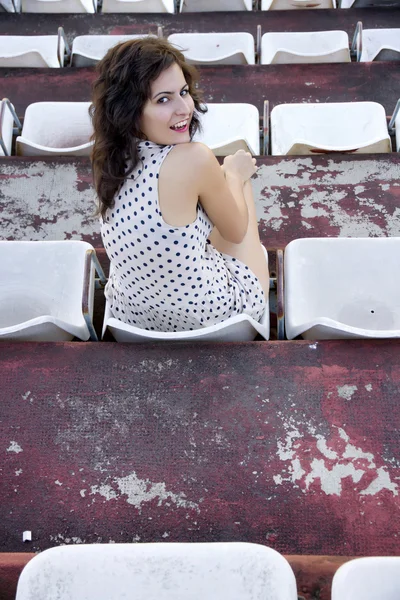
[157,97,168,104]
[181,89,189,96]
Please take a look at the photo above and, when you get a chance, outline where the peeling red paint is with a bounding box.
[1,341,400,556]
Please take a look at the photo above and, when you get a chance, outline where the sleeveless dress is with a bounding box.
[101,140,267,332]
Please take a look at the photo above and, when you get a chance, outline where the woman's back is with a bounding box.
[101,140,266,332]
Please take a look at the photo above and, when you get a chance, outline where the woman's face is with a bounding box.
[140,62,195,145]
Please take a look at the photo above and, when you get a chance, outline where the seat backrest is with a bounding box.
[261,31,350,64]
[194,103,260,155]
[71,34,148,65]
[270,101,391,155]
[361,28,400,61]
[332,557,400,600]
[0,241,93,326]
[21,0,96,13]
[262,0,336,9]
[0,35,60,68]
[16,543,297,600]
[102,0,174,12]
[284,238,400,335]
[180,0,251,11]
[20,102,92,149]
[168,32,255,65]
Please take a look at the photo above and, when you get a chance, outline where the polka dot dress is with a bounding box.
[101,141,267,332]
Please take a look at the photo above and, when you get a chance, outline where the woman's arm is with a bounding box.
[158,142,256,242]
[193,143,256,244]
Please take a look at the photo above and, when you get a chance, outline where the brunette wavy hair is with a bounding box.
[90,37,207,219]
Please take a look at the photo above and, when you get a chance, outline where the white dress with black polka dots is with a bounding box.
[101,140,266,332]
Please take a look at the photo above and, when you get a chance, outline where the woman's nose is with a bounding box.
[175,95,190,114]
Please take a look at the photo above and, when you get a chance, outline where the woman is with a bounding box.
[91,37,269,332]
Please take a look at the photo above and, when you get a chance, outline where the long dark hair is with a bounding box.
[90,37,207,219]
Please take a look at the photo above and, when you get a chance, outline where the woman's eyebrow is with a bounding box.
[152,84,188,100]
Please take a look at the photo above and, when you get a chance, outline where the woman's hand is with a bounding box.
[222,149,258,183]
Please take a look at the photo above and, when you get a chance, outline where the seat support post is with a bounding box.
[351,21,363,61]
[263,99,269,155]
[82,249,107,342]
[388,98,400,134]
[0,98,22,156]
[57,27,71,68]
[276,248,285,340]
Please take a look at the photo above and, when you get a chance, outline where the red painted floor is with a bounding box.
[2,340,400,555]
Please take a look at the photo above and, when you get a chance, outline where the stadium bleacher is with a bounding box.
[1,0,400,598]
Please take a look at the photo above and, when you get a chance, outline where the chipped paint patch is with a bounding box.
[91,471,200,514]
[337,384,358,400]
[7,441,23,453]
[274,419,398,498]
[365,383,373,392]
[0,162,98,242]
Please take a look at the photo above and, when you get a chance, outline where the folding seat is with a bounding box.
[0,29,68,67]
[262,0,336,9]
[102,0,174,13]
[270,102,391,155]
[71,35,148,67]
[332,557,400,600]
[168,33,255,65]
[22,0,96,13]
[16,102,93,157]
[284,238,400,340]
[355,27,400,62]
[0,99,21,156]
[261,31,350,64]
[340,0,400,7]
[0,241,102,342]
[179,0,252,12]
[16,543,297,600]
[389,99,400,152]
[103,246,269,342]
[194,103,260,156]
[0,0,19,11]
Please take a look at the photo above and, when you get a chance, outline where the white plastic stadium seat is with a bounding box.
[102,0,174,13]
[0,99,16,156]
[15,543,297,600]
[270,102,391,155]
[332,557,400,600]
[16,102,93,157]
[71,35,149,67]
[261,31,350,64]
[0,0,19,11]
[168,33,255,65]
[22,0,96,12]
[285,238,400,340]
[103,246,269,342]
[359,29,400,62]
[0,241,96,342]
[262,0,336,9]
[0,35,63,67]
[194,103,260,156]
[179,0,252,12]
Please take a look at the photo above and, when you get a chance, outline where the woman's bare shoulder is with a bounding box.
[165,142,215,175]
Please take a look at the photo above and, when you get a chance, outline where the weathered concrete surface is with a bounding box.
[1,340,400,556]
[2,61,399,116]
[1,155,399,247]
[0,552,353,600]
[1,8,400,38]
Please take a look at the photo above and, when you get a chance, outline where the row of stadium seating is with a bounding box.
[1,98,399,157]
[13,543,400,600]
[2,0,391,14]
[2,237,399,343]
[1,26,399,67]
